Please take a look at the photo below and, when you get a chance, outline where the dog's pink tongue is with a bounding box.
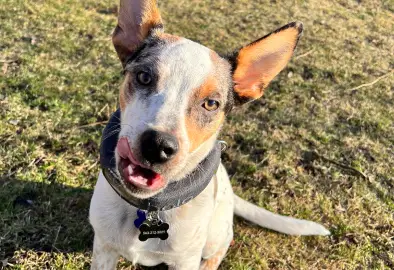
[125,166,163,189]
[117,137,133,160]
[117,137,163,190]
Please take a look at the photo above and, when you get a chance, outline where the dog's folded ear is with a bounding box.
[230,22,303,104]
[113,0,163,66]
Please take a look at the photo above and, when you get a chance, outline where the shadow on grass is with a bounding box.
[0,176,169,269]
[0,176,94,259]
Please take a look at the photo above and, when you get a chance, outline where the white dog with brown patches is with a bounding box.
[89,0,330,269]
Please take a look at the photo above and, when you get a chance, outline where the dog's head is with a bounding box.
[113,0,303,198]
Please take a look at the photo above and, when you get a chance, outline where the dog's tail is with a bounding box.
[234,195,330,236]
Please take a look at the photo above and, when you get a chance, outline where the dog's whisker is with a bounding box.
[101,129,121,142]
[105,126,121,132]
[111,116,134,128]
[102,128,121,137]
[105,123,132,130]
[107,157,117,168]
[111,114,122,121]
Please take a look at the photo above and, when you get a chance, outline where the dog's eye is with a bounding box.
[136,71,152,85]
[202,99,219,111]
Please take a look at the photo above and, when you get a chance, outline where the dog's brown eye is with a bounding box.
[202,99,219,111]
[136,71,152,85]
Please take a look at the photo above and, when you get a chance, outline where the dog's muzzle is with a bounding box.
[99,109,223,211]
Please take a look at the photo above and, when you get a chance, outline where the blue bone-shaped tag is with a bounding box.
[134,209,146,228]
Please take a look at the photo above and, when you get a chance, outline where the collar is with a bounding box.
[99,109,222,211]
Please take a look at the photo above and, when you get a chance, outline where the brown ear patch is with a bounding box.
[139,1,162,39]
[232,22,303,103]
[113,0,163,65]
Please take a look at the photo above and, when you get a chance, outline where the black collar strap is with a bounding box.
[100,109,222,211]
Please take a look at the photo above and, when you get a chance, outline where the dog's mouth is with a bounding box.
[117,138,165,191]
[118,158,163,190]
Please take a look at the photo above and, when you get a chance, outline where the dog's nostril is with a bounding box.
[140,130,179,164]
[163,146,175,156]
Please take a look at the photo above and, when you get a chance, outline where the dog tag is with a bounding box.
[138,211,169,241]
[138,221,169,241]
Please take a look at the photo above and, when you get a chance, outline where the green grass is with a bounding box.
[1,0,393,269]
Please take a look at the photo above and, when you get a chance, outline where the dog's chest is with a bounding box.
[90,173,219,266]
[115,184,216,265]
[122,218,208,266]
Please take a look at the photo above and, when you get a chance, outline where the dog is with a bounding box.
[89,0,330,269]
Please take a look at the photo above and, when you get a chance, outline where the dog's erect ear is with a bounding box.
[230,22,303,104]
[113,0,163,66]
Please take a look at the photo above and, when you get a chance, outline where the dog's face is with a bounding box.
[116,36,232,195]
[113,0,302,198]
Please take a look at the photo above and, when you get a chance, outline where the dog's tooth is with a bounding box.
[126,165,133,175]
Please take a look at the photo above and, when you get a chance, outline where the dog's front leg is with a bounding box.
[200,246,229,270]
[168,255,202,270]
[91,236,119,270]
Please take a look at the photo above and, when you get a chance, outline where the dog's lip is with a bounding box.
[116,137,164,191]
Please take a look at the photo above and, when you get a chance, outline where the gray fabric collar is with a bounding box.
[100,109,222,211]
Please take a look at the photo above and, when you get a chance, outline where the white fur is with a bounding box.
[90,161,329,270]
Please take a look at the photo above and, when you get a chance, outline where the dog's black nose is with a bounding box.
[140,130,179,164]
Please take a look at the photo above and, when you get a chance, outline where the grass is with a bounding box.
[1,0,393,269]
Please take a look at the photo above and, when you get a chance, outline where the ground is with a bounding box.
[1,0,393,269]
